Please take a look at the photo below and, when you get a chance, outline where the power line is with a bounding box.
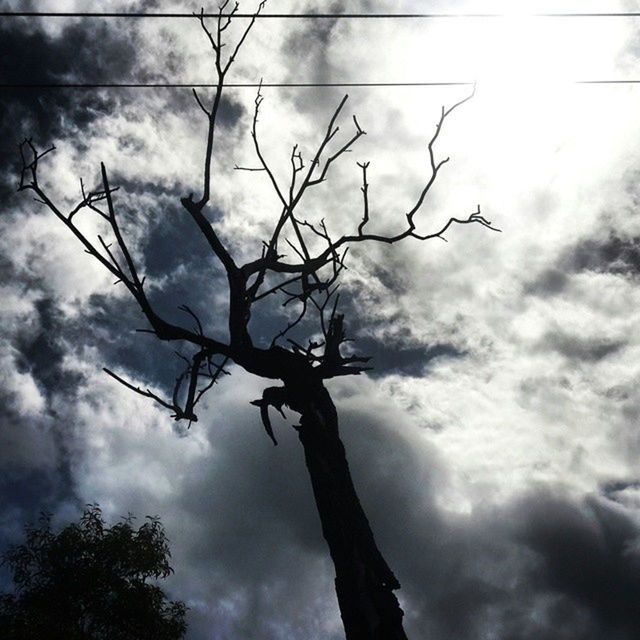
[2,80,640,89]
[2,82,473,89]
[2,11,640,19]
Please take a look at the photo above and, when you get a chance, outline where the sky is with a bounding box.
[3,0,640,638]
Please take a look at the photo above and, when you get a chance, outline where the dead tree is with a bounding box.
[17,3,499,638]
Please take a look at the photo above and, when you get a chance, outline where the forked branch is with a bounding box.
[240,86,498,303]
[104,351,229,424]
[17,138,234,423]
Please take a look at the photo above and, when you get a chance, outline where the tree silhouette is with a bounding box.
[16,2,499,638]
[0,505,186,640]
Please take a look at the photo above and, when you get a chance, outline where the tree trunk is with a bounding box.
[285,377,409,640]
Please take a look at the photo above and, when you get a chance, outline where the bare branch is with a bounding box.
[97,234,127,281]
[270,297,308,348]
[18,139,55,191]
[103,368,176,413]
[178,304,204,335]
[223,0,266,74]
[101,163,145,292]
[406,85,476,230]
[192,89,210,117]
[182,350,205,421]
[357,161,370,235]
[252,272,306,301]
[307,111,367,188]
[284,238,306,263]
[234,165,266,172]
[192,355,230,409]
[196,8,219,53]
[411,204,501,240]
[250,83,287,207]
[245,86,495,284]
[19,143,234,369]
[291,95,348,199]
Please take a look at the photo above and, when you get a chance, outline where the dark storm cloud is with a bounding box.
[395,485,640,640]
[0,14,244,198]
[14,297,84,397]
[283,0,343,78]
[79,181,236,391]
[524,268,570,296]
[281,0,347,113]
[603,479,640,500]
[72,287,226,402]
[0,383,75,561]
[301,416,640,640]
[0,14,155,550]
[566,235,640,276]
[498,598,594,640]
[514,492,640,639]
[336,405,505,639]
[0,280,81,530]
[0,18,138,194]
[337,278,464,376]
[108,180,230,308]
[526,233,640,298]
[537,329,625,362]
[132,185,224,278]
[177,402,325,577]
[355,336,461,377]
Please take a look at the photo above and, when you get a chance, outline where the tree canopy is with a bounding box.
[0,505,186,640]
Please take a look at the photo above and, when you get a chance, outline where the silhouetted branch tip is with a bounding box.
[192,88,210,117]
[103,368,176,413]
[178,304,204,335]
[234,164,266,171]
[251,386,288,445]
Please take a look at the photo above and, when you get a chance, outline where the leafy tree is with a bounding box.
[16,2,498,638]
[0,505,186,640]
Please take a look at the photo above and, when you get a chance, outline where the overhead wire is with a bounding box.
[3,81,640,89]
[2,11,640,18]
[2,11,639,89]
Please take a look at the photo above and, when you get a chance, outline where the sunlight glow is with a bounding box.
[398,0,631,197]
[470,9,573,95]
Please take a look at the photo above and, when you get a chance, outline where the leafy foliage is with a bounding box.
[0,505,186,640]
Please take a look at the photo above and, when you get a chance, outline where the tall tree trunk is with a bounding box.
[285,377,409,640]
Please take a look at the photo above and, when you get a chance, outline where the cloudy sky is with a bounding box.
[3,0,640,638]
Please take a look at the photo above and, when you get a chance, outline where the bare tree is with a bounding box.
[17,3,498,638]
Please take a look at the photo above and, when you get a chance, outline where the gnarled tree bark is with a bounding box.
[286,378,408,639]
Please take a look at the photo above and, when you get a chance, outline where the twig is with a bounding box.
[103,368,176,413]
